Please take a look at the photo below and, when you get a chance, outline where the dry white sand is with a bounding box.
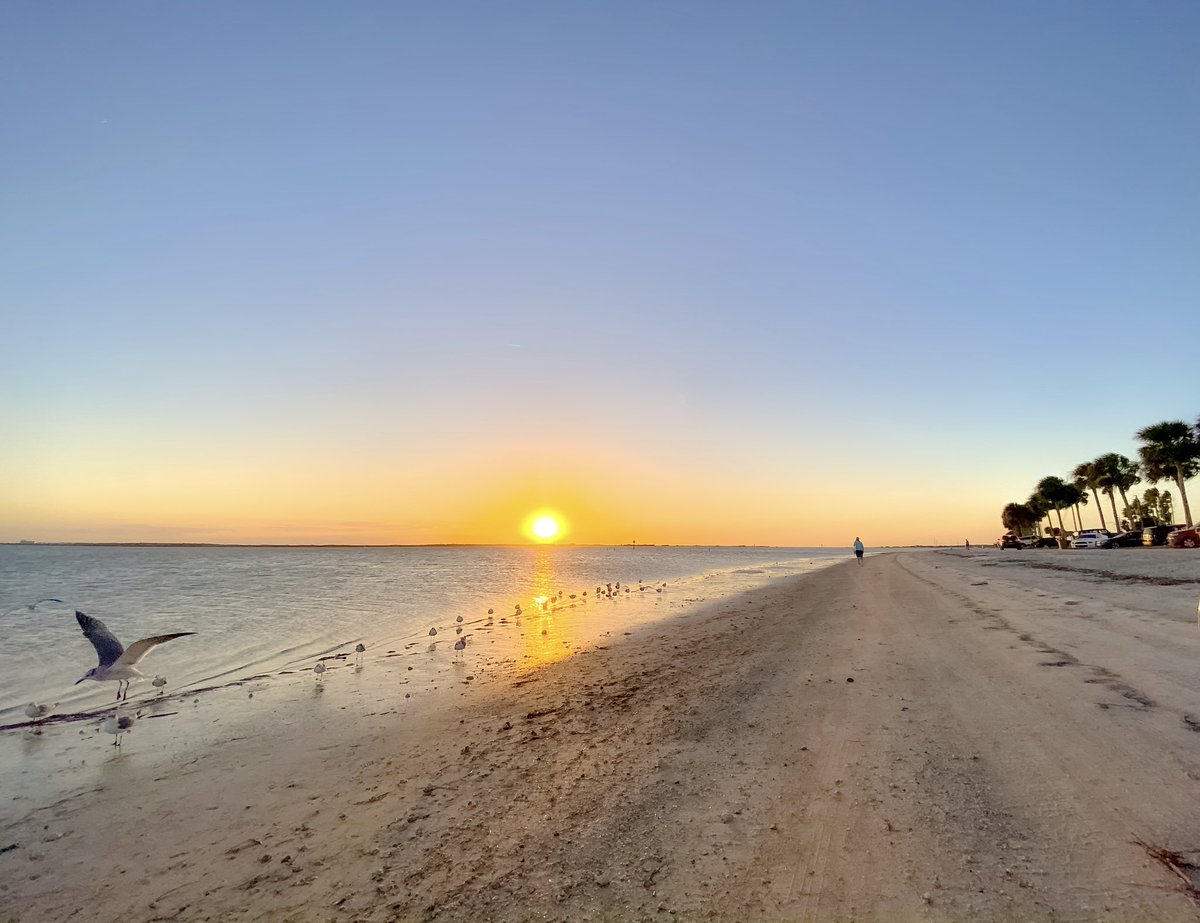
[2,548,1199,922]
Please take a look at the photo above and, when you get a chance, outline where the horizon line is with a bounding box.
[2,541,933,549]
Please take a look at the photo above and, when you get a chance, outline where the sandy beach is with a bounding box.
[3,548,1200,922]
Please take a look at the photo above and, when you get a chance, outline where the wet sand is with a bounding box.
[2,549,1199,921]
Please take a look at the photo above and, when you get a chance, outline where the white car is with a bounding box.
[1071,530,1114,549]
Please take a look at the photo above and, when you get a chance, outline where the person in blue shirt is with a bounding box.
[853,537,864,565]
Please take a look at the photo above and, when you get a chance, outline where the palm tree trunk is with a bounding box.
[1054,507,1067,546]
[1177,471,1194,526]
[1117,487,1132,529]
[1091,490,1107,530]
[1108,493,1120,530]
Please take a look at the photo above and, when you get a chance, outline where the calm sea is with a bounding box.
[0,544,856,724]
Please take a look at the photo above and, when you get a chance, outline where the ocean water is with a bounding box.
[0,544,855,724]
[0,544,873,818]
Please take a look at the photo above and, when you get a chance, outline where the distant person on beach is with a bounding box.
[853,537,864,565]
[965,539,971,550]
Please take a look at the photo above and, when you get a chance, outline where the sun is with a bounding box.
[531,515,560,541]
[524,511,566,543]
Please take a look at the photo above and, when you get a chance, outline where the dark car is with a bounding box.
[1142,524,1178,546]
[1103,531,1142,548]
[1167,526,1200,548]
[1019,535,1057,548]
[998,534,1021,549]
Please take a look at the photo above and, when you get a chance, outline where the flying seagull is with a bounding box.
[75,610,195,701]
[4,597,63,617]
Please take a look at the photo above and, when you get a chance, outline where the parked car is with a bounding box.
[1167,525,1200,548]
[1071,530,1114,549]
[1142,524,1179,546]
[1102,531,1142,548]
[998,534,1022,549]
[1018,535,1057,548]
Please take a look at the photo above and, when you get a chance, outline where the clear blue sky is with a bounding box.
[2,2,1197,544]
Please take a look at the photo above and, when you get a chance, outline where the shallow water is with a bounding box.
[0,544,858,816]
[0,544,862,721]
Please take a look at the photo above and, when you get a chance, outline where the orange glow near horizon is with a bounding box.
[0,435,1015,547]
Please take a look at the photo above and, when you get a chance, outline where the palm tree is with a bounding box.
[1142,487,1163,524]
[1072,462,1106,531]
[1001,502,1038,536]
[1135,421,1200,526]
[1035,476,1072,545]
[1161,491,1175,523]
[1027,493,1052,536]
[1093,453,1139,531]
[1124,495,1145,529]
[1064,482,1087,531]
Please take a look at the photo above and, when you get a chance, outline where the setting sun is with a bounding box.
[525,511,566,543]
[531,516,560,540]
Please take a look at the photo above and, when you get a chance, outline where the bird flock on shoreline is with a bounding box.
[8,576,671,749]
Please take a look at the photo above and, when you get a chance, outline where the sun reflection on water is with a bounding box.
[517,548,585,669]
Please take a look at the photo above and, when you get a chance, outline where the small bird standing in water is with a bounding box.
[101,712,136,747]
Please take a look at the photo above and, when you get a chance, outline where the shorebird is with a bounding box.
[456,615,464,623]
[453,637,466,661]
[313,662,327,680]
[75,610,195,702]
[24,702,54,720]
[101,712,136,747]
[152,675,167,695]
[428,627,438,636]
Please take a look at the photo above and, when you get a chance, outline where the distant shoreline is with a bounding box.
[2,541,940,549]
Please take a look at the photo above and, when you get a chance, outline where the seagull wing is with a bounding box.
[114,632,196,667]
[3,598,63,617]
[76,610,125,668]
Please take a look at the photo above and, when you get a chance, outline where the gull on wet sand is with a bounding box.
[75,611,195,702]
[25,702,54,720]
[101,712,136,747]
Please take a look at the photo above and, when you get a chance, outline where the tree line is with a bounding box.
[1001,418,1200,540]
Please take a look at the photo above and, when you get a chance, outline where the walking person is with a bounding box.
[853,536,865,565]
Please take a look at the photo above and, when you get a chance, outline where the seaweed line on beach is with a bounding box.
[1133,836,1200,906]
[989,557,1200,586]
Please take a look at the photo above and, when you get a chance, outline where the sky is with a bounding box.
[2,1,1198,546]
